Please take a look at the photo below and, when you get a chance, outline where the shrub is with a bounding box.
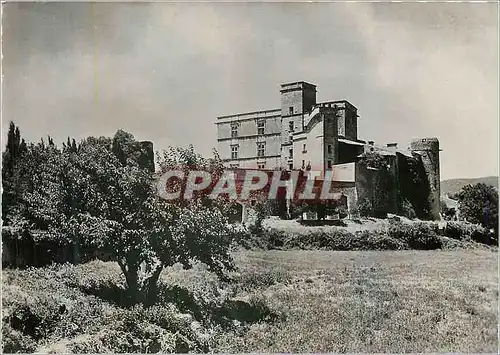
[387,221,442,250]
[260,227,408,251]
[353,230,407,250]
[1,324,37,353]
[247,198,275,234]
[215,295,279,325]
[443,221,496,245]
[2,264,112,351]
[158,263,232,326]
[67,304,207,353]
[3,287,67,341]
[2,264,224,353]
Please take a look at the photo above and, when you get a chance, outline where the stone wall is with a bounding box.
[410,138,441,220]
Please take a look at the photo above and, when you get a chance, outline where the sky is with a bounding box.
[2,2,498,180]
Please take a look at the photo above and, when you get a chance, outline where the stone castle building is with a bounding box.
[216,81,441,220]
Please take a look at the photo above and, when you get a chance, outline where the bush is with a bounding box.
[2,264,112,352]
[387,221,442,250]
[233,225,268,250]
[67,304,210,353]
[3,276,71,342]
[353,230,407,250]
[443,221,497,245]
[2,262,238,353]
[1,324,37,353]
[261,227,408,251]
[247,200,272,235]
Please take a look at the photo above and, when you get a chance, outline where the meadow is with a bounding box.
[3,248,498,353]
[217,249,498,352]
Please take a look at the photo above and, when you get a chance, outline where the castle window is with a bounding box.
[327,160,332,169]
[231,123,238,138]
[229,163,239,168]
[258,163,265,169]
[257,120,265,135]
[302,160,305,169]
[302,143,307,153]
[257,142,265,157]
[289,148,293,158]
[289,106,294,115]
[327,144,332,154]
[231,145,239,160]
[289,121,294,132]
[289,163,293,170]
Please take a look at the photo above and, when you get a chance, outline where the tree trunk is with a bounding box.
[119,261,142,306]
[144,266,163,307]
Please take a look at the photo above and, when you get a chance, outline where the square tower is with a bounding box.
[280,81,317,119]
[280,82,317,169]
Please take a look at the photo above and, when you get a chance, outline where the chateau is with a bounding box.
[216,81,441,220]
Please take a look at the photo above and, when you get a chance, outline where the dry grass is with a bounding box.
[216,249,498,353]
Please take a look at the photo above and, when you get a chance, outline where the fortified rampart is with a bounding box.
[410,138,441,220]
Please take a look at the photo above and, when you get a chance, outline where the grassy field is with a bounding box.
[2,249,498,353]
[217,249,498,353]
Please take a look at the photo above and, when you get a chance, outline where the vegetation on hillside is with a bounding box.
[441,176,498,196]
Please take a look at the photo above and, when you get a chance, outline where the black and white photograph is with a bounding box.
[1,1,499,353]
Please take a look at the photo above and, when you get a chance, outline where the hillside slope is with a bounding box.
[441,176,498,196]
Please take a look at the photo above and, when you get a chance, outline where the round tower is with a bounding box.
[410,138,440,220]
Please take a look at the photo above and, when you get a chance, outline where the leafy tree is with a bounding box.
[2,135,83,266]
[2,122,28,223]
[63,136,235,306]
[63,137,78,153]
[156,145,227,209]
[457,183,498,235]
[112,129,138,166]
[5,129,236,304]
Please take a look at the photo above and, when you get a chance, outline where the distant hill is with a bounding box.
[441,176,498,196]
